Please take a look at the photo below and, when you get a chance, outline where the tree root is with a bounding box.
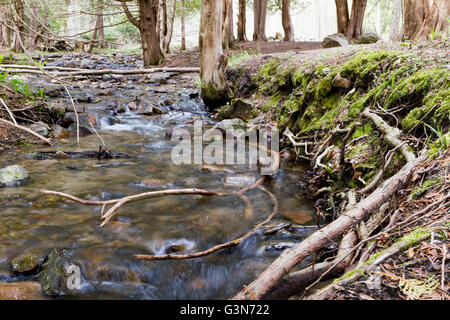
[362,108,416,163]
[232,154,428,300]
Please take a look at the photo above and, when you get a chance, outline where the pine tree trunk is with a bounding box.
[253,0,268,41]
[86,10,100,53]
[281,0,294,41]
[97,0,105,48]
[237,0,247,41]
[180,0,186,50]
[138,0,163,66]
[199,0,232,109]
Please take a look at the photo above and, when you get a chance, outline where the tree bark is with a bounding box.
[138,0,163,66]
[237,0,247,41]
[199,0,232,109]
[335,0,350,34]
[86,3,102,53]
[222,0,233,49]
[161,0,175,53]
[346,0,367,40]
[11,0,25,52]
[253,0,268,41]
[403,0,450,40]
[281,0,294,41]
[180,0,186,50]
[121,2,140,28]
[97,0,105,48]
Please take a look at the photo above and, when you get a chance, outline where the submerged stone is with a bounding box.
[0,282,43,300]
[0,165,29,188]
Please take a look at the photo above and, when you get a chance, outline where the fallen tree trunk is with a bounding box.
[232,154,428,300]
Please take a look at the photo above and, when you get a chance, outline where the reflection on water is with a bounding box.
[0,87,317,300]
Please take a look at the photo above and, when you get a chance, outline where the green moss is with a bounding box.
[410,178,442,199]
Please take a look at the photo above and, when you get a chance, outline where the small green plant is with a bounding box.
[228,51,256,68]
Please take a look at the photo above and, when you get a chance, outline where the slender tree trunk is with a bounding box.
[237,0,247,41]
[86,9,100,53]
[199,0,232,109]
[253,0,268,41]
[161,0,175,53]
[138,0,163,66]
[281,0,294,41]
[97,0,105,48]
[11,0,25,52]
[389,0,403,42]
[159,0,167,46]
[222,0,233,49]
[180,0,186,50]
[346,0,367,40]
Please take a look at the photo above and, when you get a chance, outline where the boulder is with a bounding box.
[211,118,247,138]
[0,282,43,300]
[358,32,381,44]
[0,165,29,188]
[323,33,349,48]
[216,98,254,121]
[39,248,82,296]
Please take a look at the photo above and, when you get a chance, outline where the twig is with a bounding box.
[0,98,17,125]
[0,118,53,145]
[134,186,279,261]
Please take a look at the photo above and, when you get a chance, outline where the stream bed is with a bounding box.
[0,54,318,299]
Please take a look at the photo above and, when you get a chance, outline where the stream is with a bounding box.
[0,53,317,299]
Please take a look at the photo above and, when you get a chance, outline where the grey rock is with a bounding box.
[323,33,349,48]
[29,121,50,137]
[358,32,381,44]
[0,165,29,188]
[217,98,254,121]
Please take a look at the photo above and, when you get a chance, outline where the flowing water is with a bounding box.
[0,57,317,299]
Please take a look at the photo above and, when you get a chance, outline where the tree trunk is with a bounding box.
[237,0,247,41]
[253,0,268,41]
[180,0,186,50]
[346,0,367,40]
[222,0,233,49]
[281,0,294,41]
[389,0,403,42]
[11,0,25,52]
[199,0,232,109]
[138,0,163,66]
[86,6,101,53]
[97,0,105,48]
[161,0,176,53]
[403,0,450,40]
[159,0,167,46]
[335,0,350,34]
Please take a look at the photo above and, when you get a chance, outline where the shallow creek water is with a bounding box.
[0,60,317,299]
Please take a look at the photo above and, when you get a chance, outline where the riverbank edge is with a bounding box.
[223,42,449,300]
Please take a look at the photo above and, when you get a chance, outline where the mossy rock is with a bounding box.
[0,165,29,188]
[216,98,254,121]
[10,252,43,275]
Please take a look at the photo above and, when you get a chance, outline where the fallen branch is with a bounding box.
[362,108,416,163]
[0,98,17,125]
[134,186,279,261]
[232,154,428,300]
[0,64,84,71]
[0,117,53,146]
